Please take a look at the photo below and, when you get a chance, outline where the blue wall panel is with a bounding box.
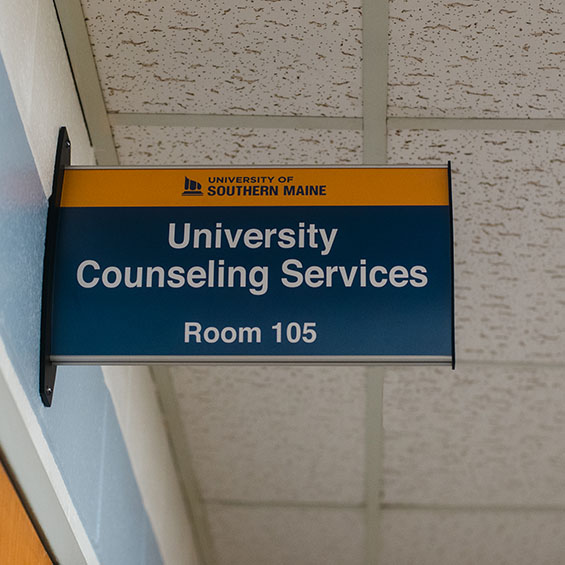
[0,53,163,565]
[0,59,47,383]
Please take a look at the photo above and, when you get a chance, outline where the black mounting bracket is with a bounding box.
[40,127,70,407]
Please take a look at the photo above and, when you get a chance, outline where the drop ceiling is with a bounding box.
[56,0,565,563]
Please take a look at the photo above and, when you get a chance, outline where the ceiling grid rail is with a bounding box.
[382,503,565,513]
[388,117,565,131]
[203,500,365,510]
[365,369,385,565]
[109,113,362,131]
[52,0,118,165]
[362,0,389,166]
[362,0,389,563]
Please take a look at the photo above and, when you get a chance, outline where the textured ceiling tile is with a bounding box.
[389,129,565,362]
[380,510,565,565]
[170,366,366,504]
[113,125,363,166]
[207,505,364,565]
[389,1,565,118]
[82,0,362,116]
[383,365,565,506]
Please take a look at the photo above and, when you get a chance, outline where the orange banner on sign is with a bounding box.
[61,167,449,207]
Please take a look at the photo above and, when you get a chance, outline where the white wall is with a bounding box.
[104,366,200,565]
[0,0,94,191]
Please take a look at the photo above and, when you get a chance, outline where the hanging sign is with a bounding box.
[49,163,454,366]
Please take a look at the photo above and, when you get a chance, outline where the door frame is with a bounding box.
[0,342,99,564]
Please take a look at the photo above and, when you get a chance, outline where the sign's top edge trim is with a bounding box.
[65,164,449,171]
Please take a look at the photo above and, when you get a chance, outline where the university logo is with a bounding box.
[182,177,203,196]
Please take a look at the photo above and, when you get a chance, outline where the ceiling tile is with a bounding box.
[82,0,362,116]
[113,125,363,166]
[171,366,366,504]
[383,365,565,506]
[389,1,565,118]
[389,129,565,363]
[380,509,565,565]
[207,504,365,565]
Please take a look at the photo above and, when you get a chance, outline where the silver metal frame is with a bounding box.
[65,163,448,170]
[52,355,453,365]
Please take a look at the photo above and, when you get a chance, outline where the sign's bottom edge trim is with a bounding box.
[51,355,453,366]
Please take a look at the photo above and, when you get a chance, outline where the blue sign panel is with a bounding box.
[50,166,454,365]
